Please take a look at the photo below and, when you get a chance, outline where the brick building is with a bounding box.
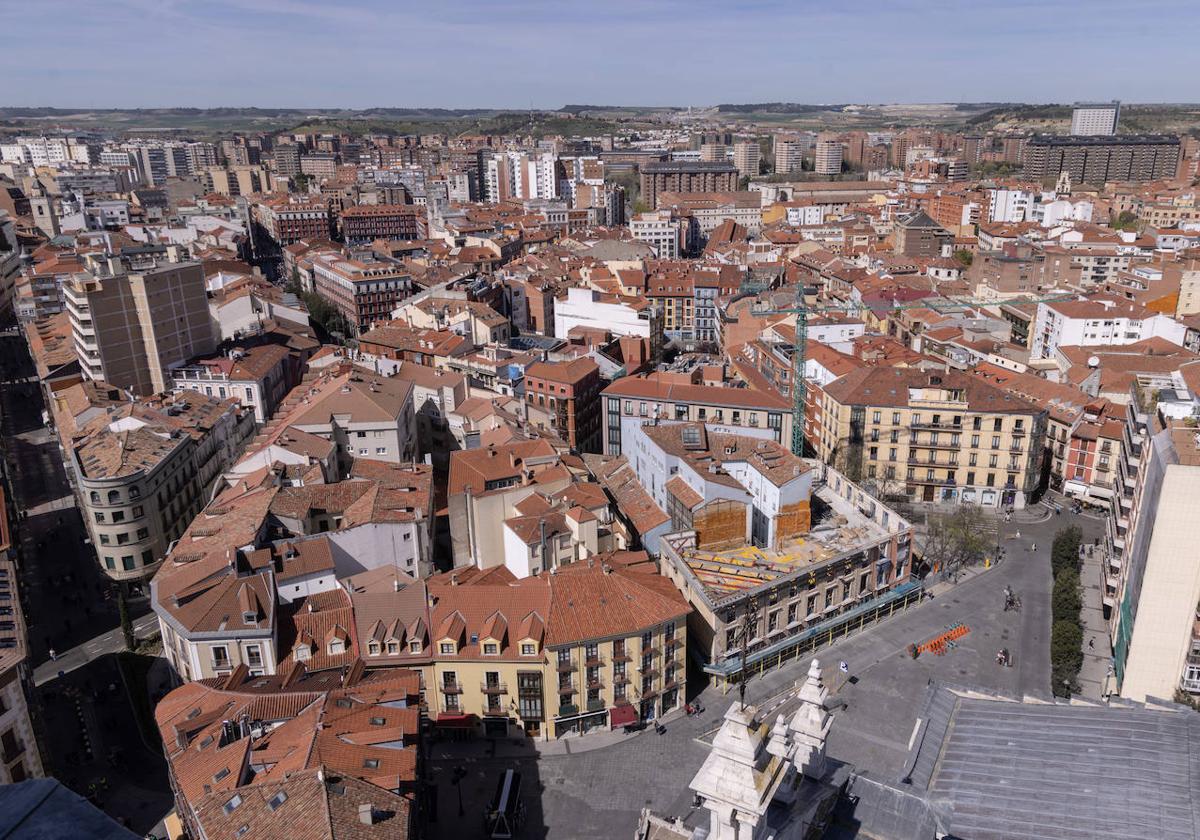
[340,204,426,244]
[639,161,739,210]
[523,357,602,453]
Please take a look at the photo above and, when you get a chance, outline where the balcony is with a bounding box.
[664,637,681,651]
[586,698,606,713]
[557,703,579,717]
[909,421,962,431]
[611,649,632,663]
[440,681,463,694]
[555,659,576,673]
[613,673,630,685]
[911,438,960,450]
[480,681,508,694]
[584,654,605,668]
[586,678,605,691]
[557,683,577,695]
[641,645,660,658]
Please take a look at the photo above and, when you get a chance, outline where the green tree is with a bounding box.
[1051,567,1081,623]
[1111,210,1139,231]
[1051,619,1083,696]
[922,505,992,575]
[952,249,974,268]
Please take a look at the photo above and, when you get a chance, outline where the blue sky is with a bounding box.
[4,0,1196,108]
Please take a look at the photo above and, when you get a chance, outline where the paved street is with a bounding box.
[425,503,1106,840]
[34,612,160,686]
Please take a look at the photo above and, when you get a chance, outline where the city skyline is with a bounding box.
[5,0,1199,108]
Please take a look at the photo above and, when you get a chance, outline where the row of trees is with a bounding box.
[1050,525,1084,697]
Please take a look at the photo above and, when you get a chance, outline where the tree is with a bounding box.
[922,505,992,575]
[1111,210,1139,231]
[1051,525,1082,578]
[1051,567,1081,623]
[118,589,135,651]
[1051,619,1083,696]
[952,249,974,268]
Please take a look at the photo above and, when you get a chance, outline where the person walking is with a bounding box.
[1088,637,1095,650]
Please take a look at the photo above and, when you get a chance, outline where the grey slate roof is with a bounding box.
[0,778,138,839]
[899,684,1200,840]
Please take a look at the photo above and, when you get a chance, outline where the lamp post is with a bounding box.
[451,765,467,817]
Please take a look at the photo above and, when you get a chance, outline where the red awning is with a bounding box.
[609,703,638,729]
[435,713,477,728]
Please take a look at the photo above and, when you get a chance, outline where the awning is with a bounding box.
[609,703,638,729]
[435,713,477,728]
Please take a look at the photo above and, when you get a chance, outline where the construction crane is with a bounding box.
[754,286,1077,457]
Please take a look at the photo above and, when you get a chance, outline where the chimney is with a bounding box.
[358,804,375,825]
[393,579,401,592]
[451,573,459,586]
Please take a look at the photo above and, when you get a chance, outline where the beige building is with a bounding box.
[816,367,1046,508]
[64,250,217,396]
[62,386,255,582]
[732,141,761,178]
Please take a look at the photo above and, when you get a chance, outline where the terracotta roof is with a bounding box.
[603,373,789,410]
[823,366,1041,414]
[542,561,688,648]
[582,454,670,534]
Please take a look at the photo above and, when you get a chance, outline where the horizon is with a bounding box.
[5,0,1199,108]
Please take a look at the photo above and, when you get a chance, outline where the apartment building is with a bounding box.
[814,136,843,176]
[311,253,412,336]
[732,141,761,178]
[252,198,335,247]
[339,203,426,244]
[1109,421,1198,704]
[63,250,217,397]
[1070,101,1121,136]
[1030,298,1188,360]
[448,439,576,569]
[523,357,602,453]
[655,191,764,238]
[554,287,661,351]
[639,162,739,210]
[630,211,682,259]
[67,388,254,582]
[893,210,953,258]
[351,557,689,738]
[1022,134,1181,184]
[170,344,297,424]
[774,136,807,175]
[602,371,793,455]
[0,489,44,785]
[815,367,1046,508]
[156,668,420,840]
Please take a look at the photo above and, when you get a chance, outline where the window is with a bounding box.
[267,791,288,811]
[892,411,900,425]
[409,640,421,653]
[482,642,498,655]
[967,471,976,485]
[368,641,381,656]
[90,491,100,504]
[824,588,835,608]
[104,556,115,570]
[971,434,979,448]
[986,473,996,487]
[223,794,242,815]
[99,534,110,545]
[363,758,380,769]
[972,417,981,431]
[439,642,455,654]
[94,512,105,523]
[136,528,149,540]
[991,436,1000,449]
[121,556,134,571]
[375,447,387,455]
[806,594,818,616]
[993,418,1002,432]
[872,410,881,423]
[112,511,125,523]
[132,505,143,517]
[521,643,536,656]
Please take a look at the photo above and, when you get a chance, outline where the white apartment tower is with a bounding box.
[1070,101,1121,136]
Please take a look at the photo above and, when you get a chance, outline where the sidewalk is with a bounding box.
[1077,545,1112,699]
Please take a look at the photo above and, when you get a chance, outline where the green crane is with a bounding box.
[754,286,1076,456]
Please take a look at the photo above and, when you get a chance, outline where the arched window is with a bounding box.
[90,491,100,504]
[107,490,120,504]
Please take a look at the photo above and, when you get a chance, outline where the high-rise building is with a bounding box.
[699,143,728,163]
[814,135,843,176]
[64,250,217,396]
[1022,134,1181,184]
[1071,100,1121,136]
[732,141,761,178]
[774,136,805,174]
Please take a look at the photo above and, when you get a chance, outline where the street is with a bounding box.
[424,504,1106,840]
[0,326,171,834]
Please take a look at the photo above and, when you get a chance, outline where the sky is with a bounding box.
[3,0,1197,109]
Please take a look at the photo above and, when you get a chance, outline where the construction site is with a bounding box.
[658,461,920,687]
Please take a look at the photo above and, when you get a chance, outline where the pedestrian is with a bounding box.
[49,648,56,661]
[1088,637,1095,650]
[1031,542,1036,552]
[1015,530,1021,540]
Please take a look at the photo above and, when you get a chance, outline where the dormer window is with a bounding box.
[409,640,421,654]
[520,643,536,656]
[439,642,455,655]
[242,611,256,625]
[387,641,399,654]
[482,642,499,655]
[328,639,345,655]
[295,646,311,662]
[367,641,381,656]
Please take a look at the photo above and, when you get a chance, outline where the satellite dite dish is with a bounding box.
[1087,356,1100,368]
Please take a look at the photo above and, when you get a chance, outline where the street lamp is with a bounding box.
[451,765,467,817]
